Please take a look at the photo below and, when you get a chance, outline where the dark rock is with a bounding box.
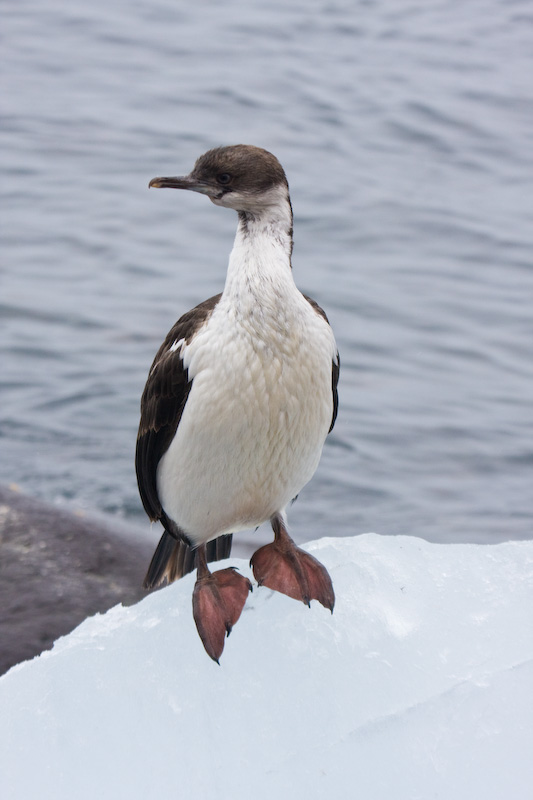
[0,485,153,675]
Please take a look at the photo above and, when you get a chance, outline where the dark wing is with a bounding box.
[303,294,340,433]
[136,293,234,587]
[135,293,222,523]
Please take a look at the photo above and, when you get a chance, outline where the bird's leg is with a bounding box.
[192,544,252,663]
[250,514,335,611]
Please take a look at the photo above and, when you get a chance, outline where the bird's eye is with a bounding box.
[217,173,231,185]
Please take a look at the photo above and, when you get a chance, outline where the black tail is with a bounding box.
[143,532,233,589]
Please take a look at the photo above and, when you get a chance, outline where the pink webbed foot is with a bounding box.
[192,556,252,663]
[250,516,335,612]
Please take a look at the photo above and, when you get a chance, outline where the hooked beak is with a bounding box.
[148,174,213,195]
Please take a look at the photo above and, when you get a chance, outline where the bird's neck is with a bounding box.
[222,195,295,306]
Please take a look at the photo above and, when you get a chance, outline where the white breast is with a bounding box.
[156,287,337,546]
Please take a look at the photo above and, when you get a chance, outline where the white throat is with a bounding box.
[222,184,295,306]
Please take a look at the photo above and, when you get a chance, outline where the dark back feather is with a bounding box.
[135,293,221,522]
[303,294,340,433]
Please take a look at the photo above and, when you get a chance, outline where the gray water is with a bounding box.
[2,0,533,547]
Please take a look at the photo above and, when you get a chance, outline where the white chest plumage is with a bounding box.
[156,213,337,545]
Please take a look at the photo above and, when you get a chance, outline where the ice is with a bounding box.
[1,535,532,799]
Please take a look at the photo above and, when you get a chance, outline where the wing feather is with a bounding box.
[303,294,340,433]
[135,293,222,522]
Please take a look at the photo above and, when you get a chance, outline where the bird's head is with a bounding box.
[149,145,289,215]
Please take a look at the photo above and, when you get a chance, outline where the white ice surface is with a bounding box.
[1,534,532,800]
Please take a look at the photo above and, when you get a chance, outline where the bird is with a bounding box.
[136,144,339,662]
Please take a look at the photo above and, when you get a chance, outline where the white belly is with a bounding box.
[156,293,336,545]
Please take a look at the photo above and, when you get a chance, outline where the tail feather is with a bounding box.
[143,532,233,589]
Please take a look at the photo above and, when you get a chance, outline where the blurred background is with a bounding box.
[2,0,532,548]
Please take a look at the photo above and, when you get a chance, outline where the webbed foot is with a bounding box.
[250,516,334,611]
[192,560,252,663]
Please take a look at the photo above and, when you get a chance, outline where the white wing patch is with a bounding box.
[169,337,185,353]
